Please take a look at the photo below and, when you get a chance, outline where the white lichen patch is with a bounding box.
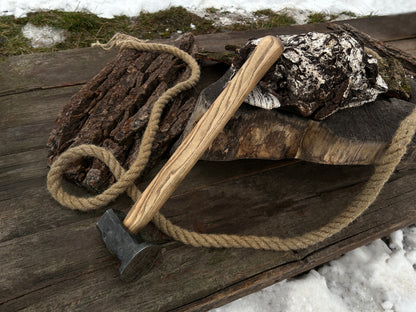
[242,32,388,119]
[22,23,66,48]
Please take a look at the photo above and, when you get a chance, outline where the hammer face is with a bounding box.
[97,209,161,282]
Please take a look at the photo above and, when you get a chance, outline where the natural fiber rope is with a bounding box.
[154,106,416,250]
[47,33,416,251]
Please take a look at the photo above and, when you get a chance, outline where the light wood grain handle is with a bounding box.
[124,36,284,233]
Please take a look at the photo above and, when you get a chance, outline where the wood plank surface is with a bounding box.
[1,13,416,312]
[0,48,116,96]
[387,39,416,58]
[194,12,416,54]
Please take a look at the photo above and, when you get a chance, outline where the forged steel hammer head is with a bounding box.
[96,209,162,282]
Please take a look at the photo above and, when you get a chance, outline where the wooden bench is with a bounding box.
[1,13,416,311]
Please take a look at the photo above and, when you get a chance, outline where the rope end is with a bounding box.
[91,33,149,50]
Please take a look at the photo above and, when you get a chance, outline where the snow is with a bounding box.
[1,0,416,19]
[2,0,416,311]
[21,23,65,48]
[212,227,416,312]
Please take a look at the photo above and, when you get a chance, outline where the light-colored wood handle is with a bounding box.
[124,36,284,233]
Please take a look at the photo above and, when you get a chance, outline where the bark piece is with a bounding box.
[47,34,197,193]
[178,80,416,165]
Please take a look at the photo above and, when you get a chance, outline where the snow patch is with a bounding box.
[210,270,350,312]
[2,0,416,18]
[22,23,66,48]
[211,226,416,312]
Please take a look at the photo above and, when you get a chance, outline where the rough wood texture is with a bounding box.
[1,13,416,312]
[47,34,198,193]
[180,92,416,164]
[0,47,117,97]
[194,12,416,57]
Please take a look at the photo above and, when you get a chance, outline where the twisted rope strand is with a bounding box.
[47,33,416,251]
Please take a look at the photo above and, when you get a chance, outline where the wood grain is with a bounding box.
[180,93,416,165]
[194,13,416,55]
[124,36,284,232]
[0,48,116,96]
[1,14,416,312]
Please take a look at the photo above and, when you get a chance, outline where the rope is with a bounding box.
[154,106,416,250]
[47,33,416,251]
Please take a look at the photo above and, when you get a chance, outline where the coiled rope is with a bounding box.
[47,33,416,250]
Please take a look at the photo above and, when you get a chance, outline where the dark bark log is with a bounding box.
[47,34,197,193]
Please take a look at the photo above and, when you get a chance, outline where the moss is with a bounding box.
[340,11,357,17]
[0,7,297,57]
[307,11,358,24]
[0,11,133,56]
[228,10,295,31]
[253,10,296,28]
[307,12,328,23]
[372,50,412,100]
[131,6,216,39]
[205,7,220,14]
[402,83,412,94]
[0,15,32,56]
[253,9,275,17]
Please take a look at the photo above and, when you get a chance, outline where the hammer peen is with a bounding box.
[97,35,284,281]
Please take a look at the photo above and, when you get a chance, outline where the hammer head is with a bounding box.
[96,209,161,282]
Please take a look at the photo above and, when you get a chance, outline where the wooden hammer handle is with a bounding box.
[124,36,284,233]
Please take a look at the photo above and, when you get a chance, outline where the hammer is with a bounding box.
[97,36,284,281]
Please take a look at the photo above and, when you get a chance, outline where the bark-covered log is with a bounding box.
[174,30,415,165]
[47,34,197,193]
[178,89,416,164]
[177,65,416,165]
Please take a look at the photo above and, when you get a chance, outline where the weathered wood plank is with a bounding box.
[1,153,415,311]
[177,183,416,312]
[0,86,81,129]
[0,86,82,156]
[187,167,416,311]
[1,13,416,312]
[387,39,416,58]
[194,13,416,54]
[1,132,415,311]
[0,150,289,244]
[341,13,416,42]
[1,13,414,97]
[0,48,116,96]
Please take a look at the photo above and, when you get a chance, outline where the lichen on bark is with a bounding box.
[235,32,391,120]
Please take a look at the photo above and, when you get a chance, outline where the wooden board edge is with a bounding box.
[171,216,416,312]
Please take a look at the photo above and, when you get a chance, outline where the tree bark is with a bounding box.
[47,34,197,193]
